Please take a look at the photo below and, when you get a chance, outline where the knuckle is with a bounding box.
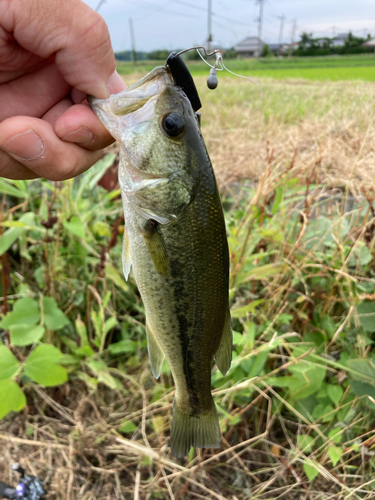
[78,13,110,49]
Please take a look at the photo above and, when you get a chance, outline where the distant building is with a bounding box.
[268,42,298,55]
[283,42,299,53]
[234,36,264,57]
[363,37,375,48]
[314,38,331,48]
[332,33,349,47]
[268,43,280,54]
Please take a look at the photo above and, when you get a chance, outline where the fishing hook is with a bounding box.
[174,46,220,58]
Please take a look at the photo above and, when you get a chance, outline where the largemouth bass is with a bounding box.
[89,64,232,458]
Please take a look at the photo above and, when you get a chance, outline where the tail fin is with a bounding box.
[170,397,221,458]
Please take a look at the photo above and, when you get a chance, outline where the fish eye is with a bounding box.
[161,113,185,138]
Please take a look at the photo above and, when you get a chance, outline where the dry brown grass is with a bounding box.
[105,75,375,193]
[198,77,375,194]
[1,378,374,500]
[1,76,375,499]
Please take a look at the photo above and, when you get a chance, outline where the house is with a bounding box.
[234,36,264,57]
[363,37,375,48]
[268,43,281,54]
[283,42,299,53]
[314,38,331,48]
[268,42,298,55]
[332,33,349,47]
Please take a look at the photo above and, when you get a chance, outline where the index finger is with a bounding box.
[2,0,126,98]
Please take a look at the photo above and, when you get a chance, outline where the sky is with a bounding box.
[83,0,375,53]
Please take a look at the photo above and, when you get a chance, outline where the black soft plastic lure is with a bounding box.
[166,52,202,112]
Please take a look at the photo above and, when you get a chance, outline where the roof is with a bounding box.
[363,37,375,47]
[234,36,264,52]
[335,32,349,40]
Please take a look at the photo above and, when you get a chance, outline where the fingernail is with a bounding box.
[61,126,94,144]
[107,70,127,95]
[3,129,44,161]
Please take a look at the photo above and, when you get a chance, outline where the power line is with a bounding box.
[124,0,167,16]
[124,0,253,30]
[257,0,264,55]
[172,0,251,27]
[212,17,249,37]
[133,0,200,21]
[267,0,280,18]
[261,27,278,38]
[213,13,251,27]
[171,0,207,12]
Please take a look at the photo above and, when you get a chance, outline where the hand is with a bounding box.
[0,0,126,181]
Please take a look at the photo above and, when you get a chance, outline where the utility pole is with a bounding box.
[95,0,106,12]
[257,0,264,57]
[129,18,137,65]
[291,18,297,44]
[207,0,212,53]
[332,26,336,38]
[278,14,285,55]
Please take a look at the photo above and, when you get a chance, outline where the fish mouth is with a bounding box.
[89,66,173,118]
[88,66,173,141]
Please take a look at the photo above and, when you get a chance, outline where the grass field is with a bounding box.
[0,67,375,499]
[117,54,375,81]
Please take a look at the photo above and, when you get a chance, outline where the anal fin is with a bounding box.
[214,308,232,376]
[122,225,131,281]
[146,321,165,379]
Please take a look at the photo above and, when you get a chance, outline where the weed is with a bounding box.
[0,75,374,499]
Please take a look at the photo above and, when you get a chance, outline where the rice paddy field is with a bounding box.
[117,54,375,82]
[0,55,375,499]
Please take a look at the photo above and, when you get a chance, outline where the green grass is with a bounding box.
[242,66,375,81]
[0,75,375,499]
[117,54,375,81]
[1,158,375,498]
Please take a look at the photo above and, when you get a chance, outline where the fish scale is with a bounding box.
[89,65,232,458]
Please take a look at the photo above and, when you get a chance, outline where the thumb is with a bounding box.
[5,0,124,98]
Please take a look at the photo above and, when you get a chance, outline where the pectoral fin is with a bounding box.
[146,321,165,379]
[141,219,170,277]
[214,308,232,376]
[134,171,193,223]
[122,225,132,281]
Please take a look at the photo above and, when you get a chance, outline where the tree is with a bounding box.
[146,49,171,61]
[345,31,366,48]
[299,32,313,50]
[261,43,274,57]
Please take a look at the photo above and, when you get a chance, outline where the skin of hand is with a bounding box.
[0,0,127,181]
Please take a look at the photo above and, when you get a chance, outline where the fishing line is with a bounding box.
[194,46,264,115]
[166,45,264,186]
[183,46,265,193]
